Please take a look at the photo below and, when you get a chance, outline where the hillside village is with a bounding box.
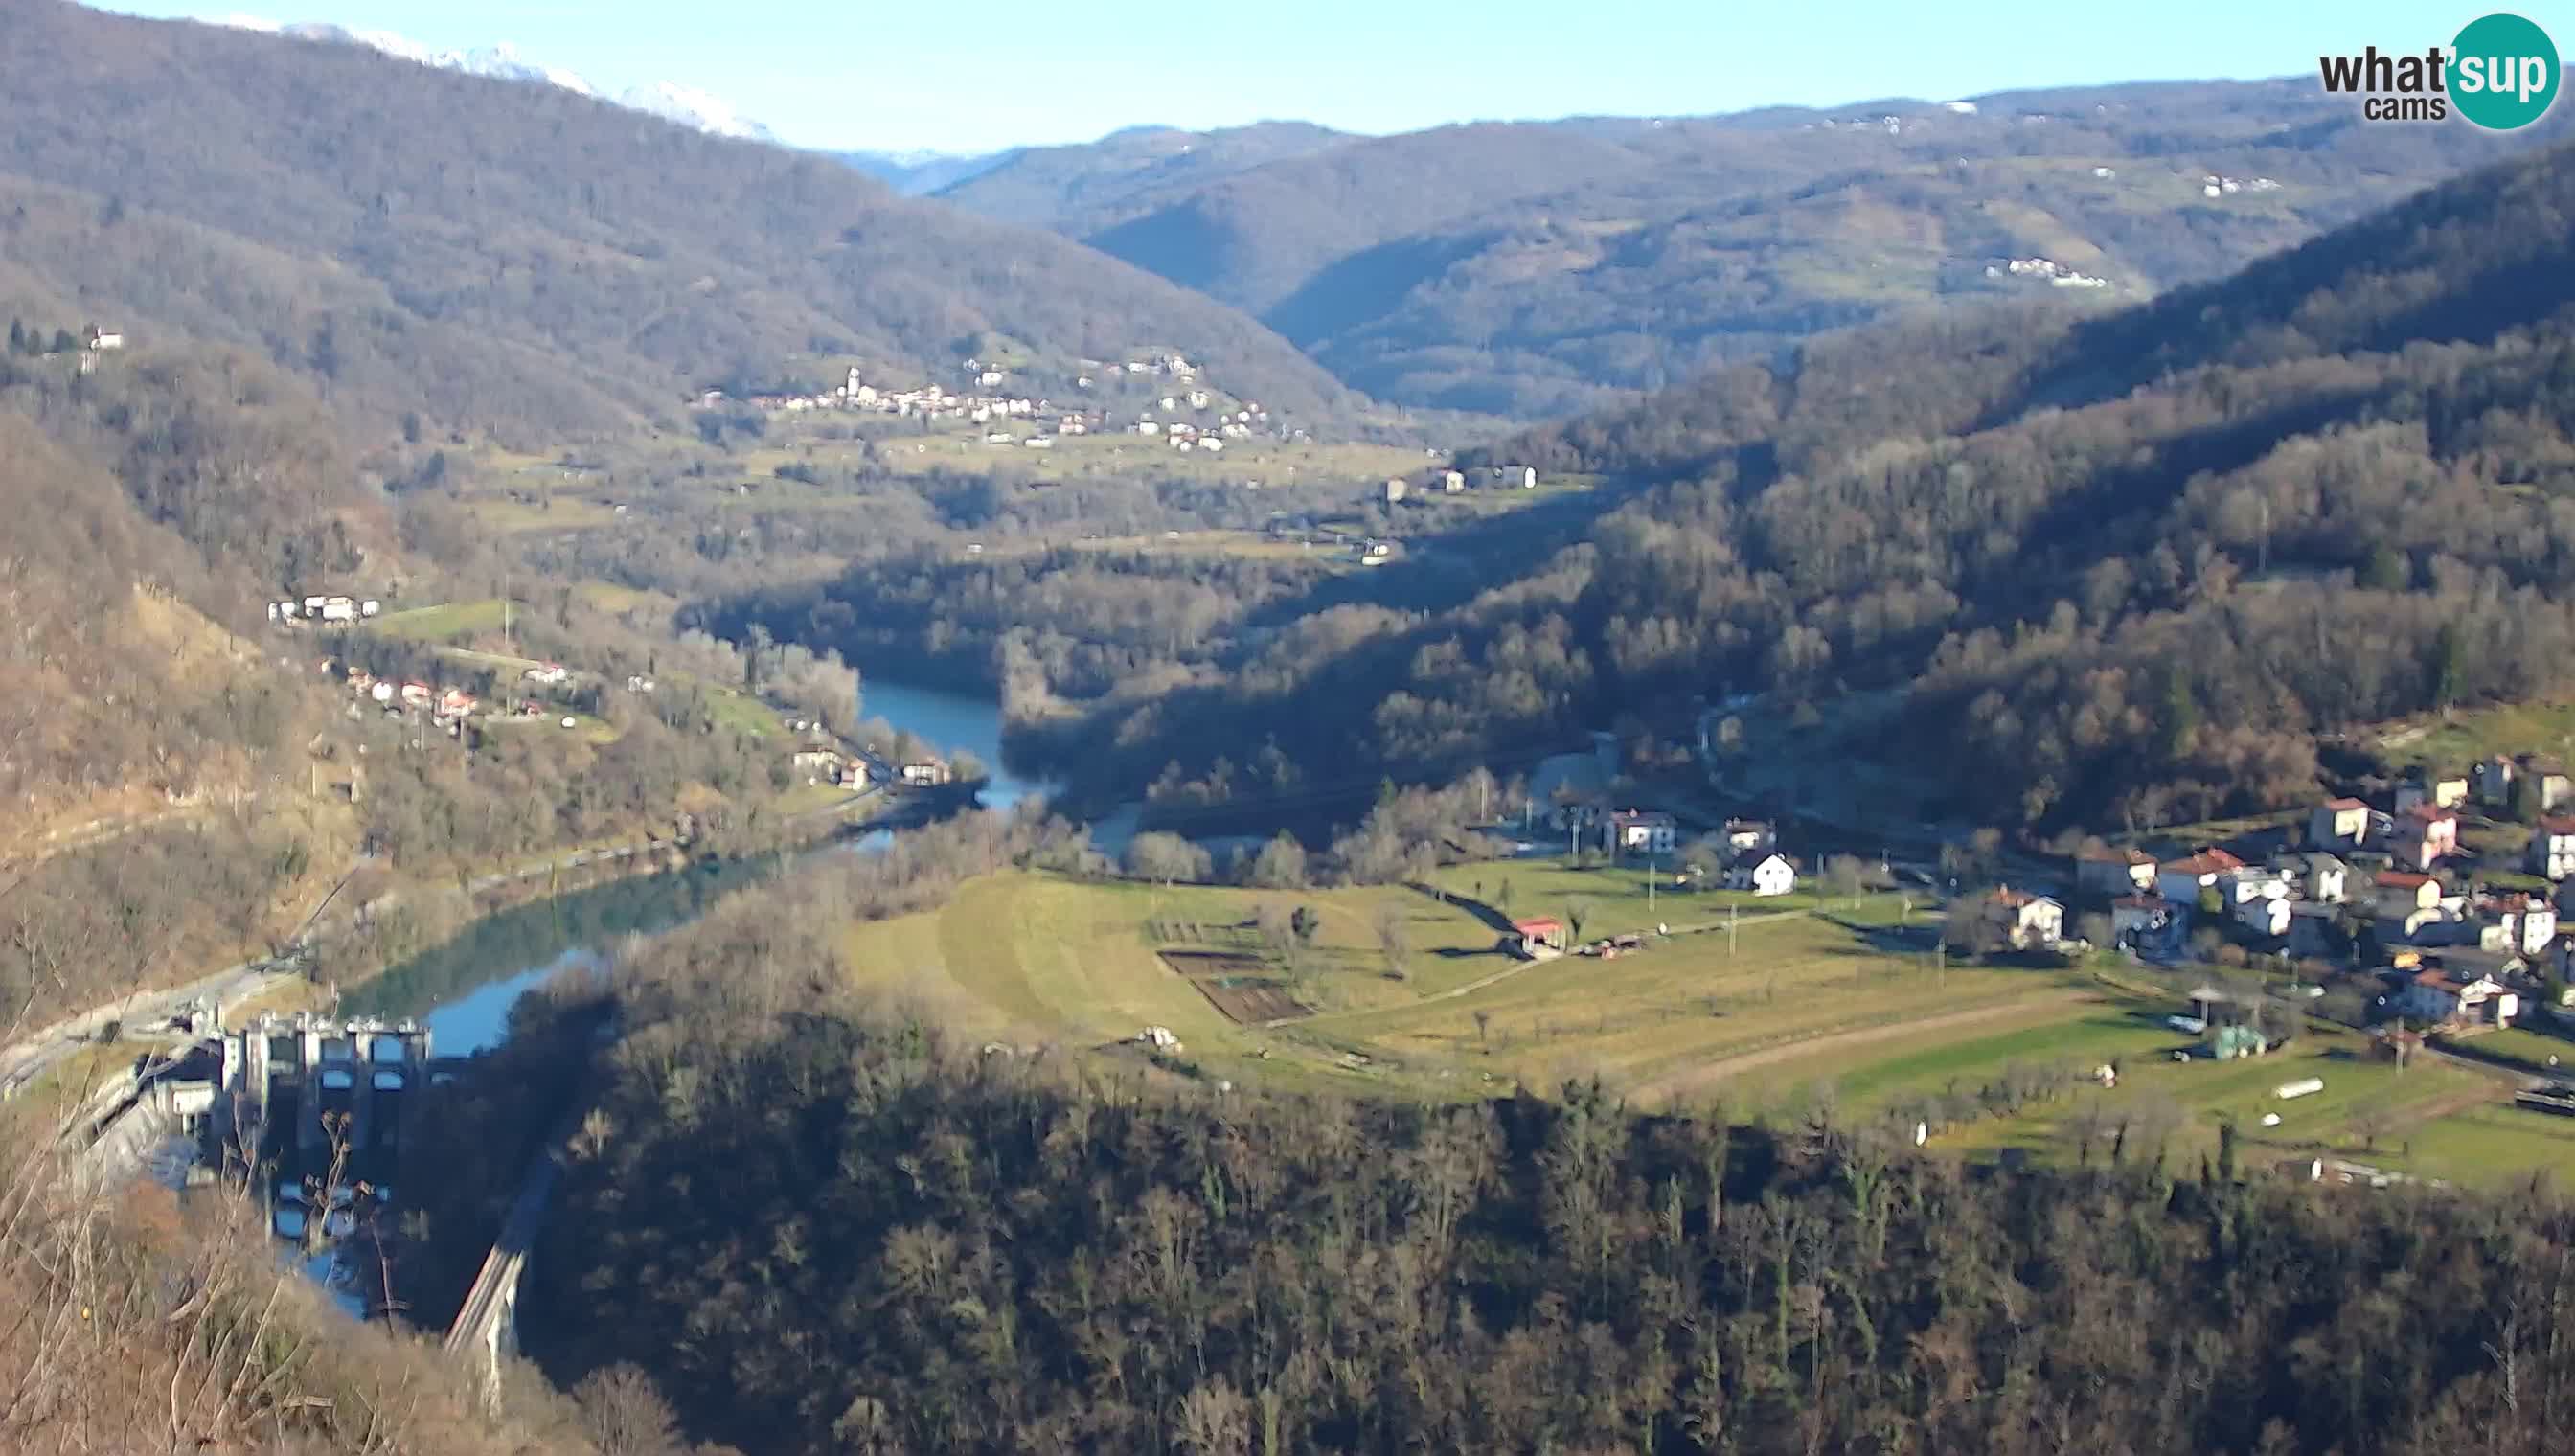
[1909,751,2575,1050]
[701,352,1283,454]
[1519,701,2575,1066]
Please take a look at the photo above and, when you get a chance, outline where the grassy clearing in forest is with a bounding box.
[837,866,2018,1101]
[370,600,515,642]
[832,863,2575,1180]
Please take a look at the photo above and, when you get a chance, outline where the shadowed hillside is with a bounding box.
[0,0,1365,440]
[889,141,2575,830]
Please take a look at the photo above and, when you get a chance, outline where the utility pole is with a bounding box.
[1728,901,1739,959]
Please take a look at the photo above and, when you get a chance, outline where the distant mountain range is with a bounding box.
[924,85,2575,417]
[832,148,1015,196]
[216,15,779,140]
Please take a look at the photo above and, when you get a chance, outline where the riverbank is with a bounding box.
[230,787,915,1031]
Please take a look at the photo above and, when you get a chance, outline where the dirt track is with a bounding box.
[1634,989,2098,1106]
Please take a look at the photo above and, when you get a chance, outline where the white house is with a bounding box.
[1384,478,1409,504]
[1609,810,1677,856]
[2530,816,2575,880]
[2397,968,2518,1029]
[2217,864,2290,906]
[2235,895,2290,939]
[1441,469,1467,493]
[1981,888,2064,949]
[1727,853,1797,897]
[2375,871,2443,924]
[2487,896,2559,957]
[2277,852,2349,903]
[1721,820,1777,856]
[85,326,124,351]
[2388,805,2460,870]
[2392,770,2469,814]
[2310,798,2371,851]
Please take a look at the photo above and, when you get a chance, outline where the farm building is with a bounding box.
[1509,918,1568,960]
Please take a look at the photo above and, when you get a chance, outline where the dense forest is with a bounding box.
[0,0,1363,441]
[379,849,2575,1456]
[818,140,2575,833]
[938,78,2565,415]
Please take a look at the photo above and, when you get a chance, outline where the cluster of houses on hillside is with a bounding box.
[2040,756,2575,1032]
[1569,808,1799,898]
[2201,173,2283,198]
[1381,465,1539,504]
[316,658,484,735]
[699,353,1277,453]
[1985,256,2110,290]
[782,723,954,794]
[267,593,381,627]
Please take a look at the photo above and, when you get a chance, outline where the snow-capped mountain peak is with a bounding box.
[460,43,596,97]
[220,17,766,140]
[615,80,776,143]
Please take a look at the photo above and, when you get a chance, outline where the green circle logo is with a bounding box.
[2452,12,2560,129]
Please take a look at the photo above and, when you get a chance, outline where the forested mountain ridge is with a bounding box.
[932,78,2566,416]
[929,120,1353,231]
[862,138,2575,831]
[0,0,1366,441]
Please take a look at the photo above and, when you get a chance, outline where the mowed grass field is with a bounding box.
[968,527,1360,568]
[873,429,1428,489]
[371,599,514,643]
[2373,697,2575,773]
[834,855,2575,1185]
[834,862,2073,1103]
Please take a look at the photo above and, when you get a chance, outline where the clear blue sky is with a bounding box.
[96,1,2569,153]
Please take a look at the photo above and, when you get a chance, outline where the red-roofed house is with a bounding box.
[2157,849,2245,907]
[2310,798,2371,851]
[2375,871,2441,924]
[2389,805,2459,870]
